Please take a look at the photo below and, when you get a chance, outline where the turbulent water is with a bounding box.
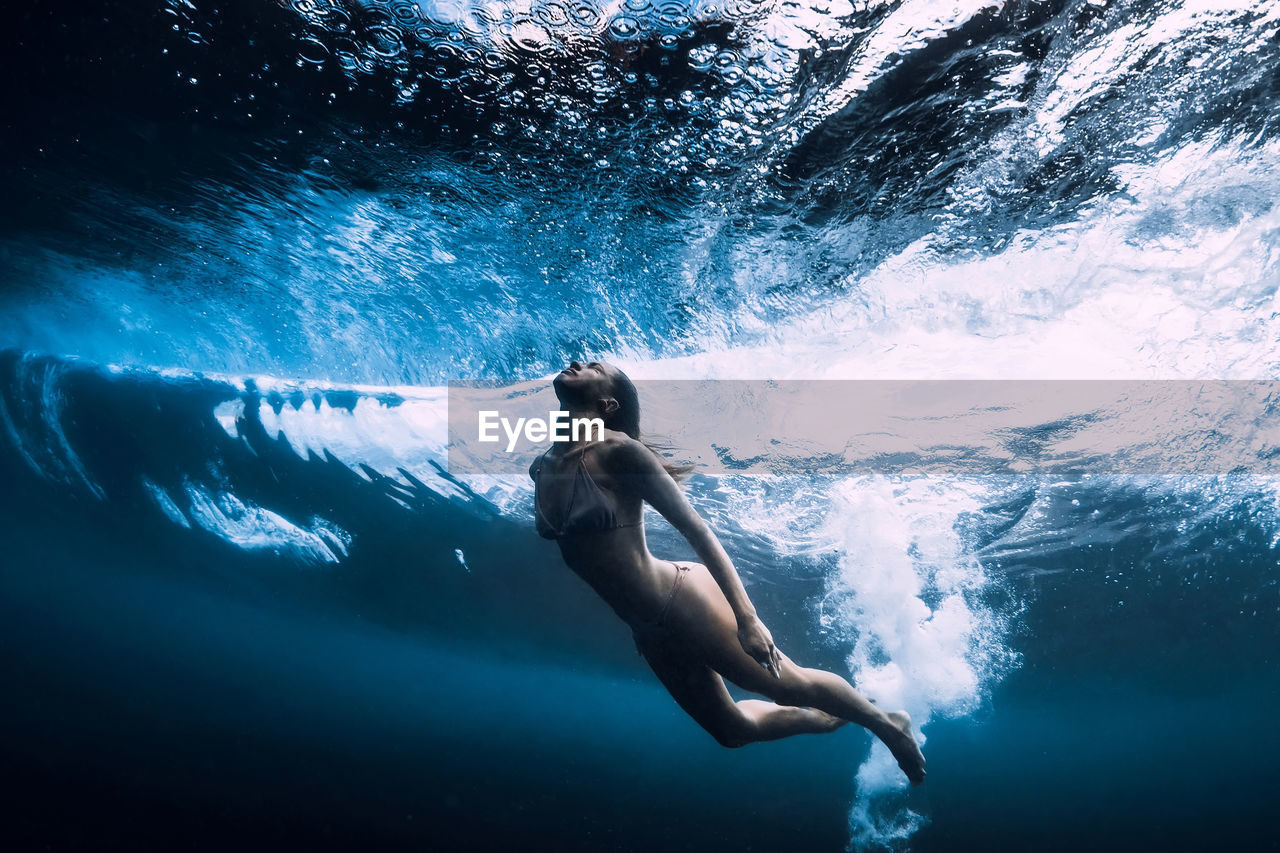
[5,1,1280,850]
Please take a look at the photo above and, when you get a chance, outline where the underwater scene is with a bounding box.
[4,0,1280,850]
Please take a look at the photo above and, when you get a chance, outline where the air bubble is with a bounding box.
[535,2,570,27]
[298,36,330,64]
[571,4,601,28]
[511,21,553,54]
[366,25,405,59]
[609,16,640,40]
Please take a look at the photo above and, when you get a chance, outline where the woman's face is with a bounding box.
[553,360,616,406]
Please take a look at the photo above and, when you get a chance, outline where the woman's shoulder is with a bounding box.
[594,432,657,474]
[595,429,642,453]
[531,436,621,473]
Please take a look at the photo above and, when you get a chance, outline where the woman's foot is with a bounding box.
[881,711,927,785]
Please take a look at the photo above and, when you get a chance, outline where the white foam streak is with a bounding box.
[255,391,449,478]
[183,480,352,565]
[642,137,1280,382]
[817,475,1017,849]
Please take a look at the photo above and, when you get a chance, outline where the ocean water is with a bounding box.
[4,1,1280,850]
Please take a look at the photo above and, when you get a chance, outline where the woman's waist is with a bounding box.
[563,552,678,624]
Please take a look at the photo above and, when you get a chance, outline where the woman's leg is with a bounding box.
[636,637,847,748]
[665,564,927,783]
[713,645,926,784]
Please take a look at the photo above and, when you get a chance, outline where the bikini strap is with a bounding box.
[655,562,690,627]
[534,449,582,536]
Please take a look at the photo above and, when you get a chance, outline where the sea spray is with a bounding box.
[817,475,1021,850]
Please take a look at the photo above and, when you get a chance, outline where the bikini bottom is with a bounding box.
[632,561,693,658]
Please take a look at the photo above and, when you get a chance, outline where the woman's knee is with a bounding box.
[708,707,757,749]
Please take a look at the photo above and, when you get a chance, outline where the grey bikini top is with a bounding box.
[532,450,641,540]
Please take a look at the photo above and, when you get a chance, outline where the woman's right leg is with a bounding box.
[713,646,926,784]
[666,564,927,784]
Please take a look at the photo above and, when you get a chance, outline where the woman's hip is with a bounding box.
[631,561,736,654]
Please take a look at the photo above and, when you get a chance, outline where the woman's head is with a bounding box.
[552,360,636,435]
[602,365,640,439]
[552,359,692,482]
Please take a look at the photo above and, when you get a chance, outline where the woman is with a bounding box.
[529,360,926,784]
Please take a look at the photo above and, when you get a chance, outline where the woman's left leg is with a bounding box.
[636,634,847,747]
[710,639,926,785]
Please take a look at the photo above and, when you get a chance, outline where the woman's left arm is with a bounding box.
[607,437,781,676]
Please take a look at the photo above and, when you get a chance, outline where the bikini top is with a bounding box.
[532,449,642,540]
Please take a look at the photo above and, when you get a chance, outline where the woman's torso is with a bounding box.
[532,439,677,625]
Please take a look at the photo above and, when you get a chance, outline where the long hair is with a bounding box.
[605,369,695,484]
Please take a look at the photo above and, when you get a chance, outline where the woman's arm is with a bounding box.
[607,437,781,676]
[608,437,753,617]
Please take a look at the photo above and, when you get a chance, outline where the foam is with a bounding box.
[812,475,1018,848]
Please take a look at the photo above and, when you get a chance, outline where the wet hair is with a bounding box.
[605,368,695,484]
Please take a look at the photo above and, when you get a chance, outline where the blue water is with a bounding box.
[5,1,1280,850]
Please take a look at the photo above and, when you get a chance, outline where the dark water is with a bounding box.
[5,1,1280,850]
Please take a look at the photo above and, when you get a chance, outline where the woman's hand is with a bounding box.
[736,614,781,678]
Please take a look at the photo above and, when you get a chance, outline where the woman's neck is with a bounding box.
[551,405,605,453]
